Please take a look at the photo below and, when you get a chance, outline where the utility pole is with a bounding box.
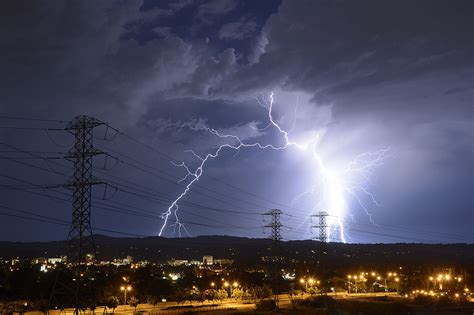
[311,211,329,243]
[49,115,105,314]
[263,209,283,307]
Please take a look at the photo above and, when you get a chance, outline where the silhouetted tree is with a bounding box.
[105,296,119,314]
[146,294,159,309]
[128,296,139,312]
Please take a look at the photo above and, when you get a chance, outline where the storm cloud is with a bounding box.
[0,0,472,243]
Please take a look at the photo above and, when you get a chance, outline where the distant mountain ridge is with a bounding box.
[0,235,472,267]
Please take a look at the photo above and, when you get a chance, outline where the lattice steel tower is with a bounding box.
[64,115,104,264]
[49,115,105,314]
[311,211,329,243]
[263,208,283,243]
[263,208,283,305]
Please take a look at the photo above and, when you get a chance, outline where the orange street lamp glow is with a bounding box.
[120,285,132,304]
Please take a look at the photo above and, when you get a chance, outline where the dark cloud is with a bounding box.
[0,0,472,242]
[218,17,258,40]
[197,0,237,18]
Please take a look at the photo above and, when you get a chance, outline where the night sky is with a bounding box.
[0,0,472,243]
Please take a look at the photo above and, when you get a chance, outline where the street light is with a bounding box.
[120,285,132,304]
[211,282,215,288]
[300,278,308,292]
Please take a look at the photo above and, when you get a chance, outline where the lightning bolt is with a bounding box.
[158,92,388,241]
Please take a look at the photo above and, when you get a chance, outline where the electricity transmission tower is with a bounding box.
[263,209,283,305]
[263,208,283,244]
[49,115,106,314]
[311,211,329,243]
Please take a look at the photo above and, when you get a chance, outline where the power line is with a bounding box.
[3,122,305,226]
[0,126,63,131]
[97,144,279,213]
[0,115,68,123]
[113,131,307,212]
[1,117,470,243]
[0,145,265,219]
[0,206,148,237]
[3,150,466,243]
[1,172,261,236]
[2,147,467,243]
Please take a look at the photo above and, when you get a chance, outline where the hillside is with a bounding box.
[0,235,473,269]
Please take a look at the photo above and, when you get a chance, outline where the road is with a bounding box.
[26,292,402,315]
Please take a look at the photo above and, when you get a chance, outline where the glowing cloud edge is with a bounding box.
[158,92,388,242]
